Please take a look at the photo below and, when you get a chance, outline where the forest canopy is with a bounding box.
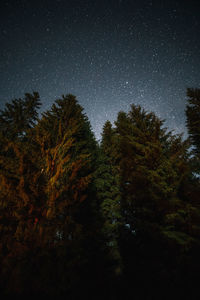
[0,89,200,299]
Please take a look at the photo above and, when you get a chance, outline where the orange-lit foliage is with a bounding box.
[0,93,99,295]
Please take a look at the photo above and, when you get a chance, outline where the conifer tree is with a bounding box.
[35,95,96,246]
[95,121,122,275]
[0,93,44,295]
[185,88,200,179]
[0,93,102,297]
[186,88,200,155]
[0,92,41,139]
[114,105,191,243]
[113,104,196,298]
[33,94,105,297]
[2,89,200,298]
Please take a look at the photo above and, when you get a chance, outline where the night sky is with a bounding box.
[0,0,199,140]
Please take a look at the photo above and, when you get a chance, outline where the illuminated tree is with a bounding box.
[0,94,101,297]
[0,93,44,294]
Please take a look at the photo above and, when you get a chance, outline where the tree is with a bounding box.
[0,93,104,297]
[115,106,187,236]
[186,88,200,155]
[0,93,44,295]
[113,104,195,298]
[35,95,97,246]
[0,92,41,140]
[2,89,200,298]
[95,121,122,276]
[33,94,108,298]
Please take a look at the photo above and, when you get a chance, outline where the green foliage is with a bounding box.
[35,95,98,246]
[0,90,200,298]
[186,88,200,155]
[95,121,122,275]
[0,93,106,297]
[0,92,41,140]
[114,105,189,237]
[0,93,45,295]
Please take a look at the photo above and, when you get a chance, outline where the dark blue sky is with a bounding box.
[0,0,199,139]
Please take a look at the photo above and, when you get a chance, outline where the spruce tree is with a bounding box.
[0,93,44,295]
[113,104,195,298]
[0,93,103,297]
[0,92,41,140]
[95,121,122,275]
[34,94,105,297]
[186,88,200,155]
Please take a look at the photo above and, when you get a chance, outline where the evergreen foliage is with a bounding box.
[185,88,200,177]
[95,121,122,275]
[0,90,200,299]
[0,92,41,139]
[114,105,200,298]
[186,88,200,155]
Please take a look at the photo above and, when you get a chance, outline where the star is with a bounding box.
[0,0,199,141]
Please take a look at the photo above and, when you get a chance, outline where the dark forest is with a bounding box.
[0,88,200,299]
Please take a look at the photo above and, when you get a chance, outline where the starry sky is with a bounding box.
[0,0,199,140]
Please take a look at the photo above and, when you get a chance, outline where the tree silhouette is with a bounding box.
[1,90,200,299]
